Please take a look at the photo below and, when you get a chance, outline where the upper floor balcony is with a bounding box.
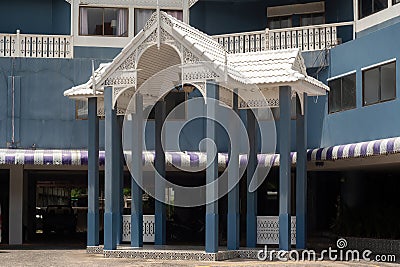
[0,21,353,59]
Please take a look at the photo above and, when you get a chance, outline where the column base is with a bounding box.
[104,212,118,250]
[87,211,99,246]
[279,213,291,251]
[246,213,257,248]
[205,213,219,253]
[296,213,306,249]
[131,213,143,248]
[227,213,240,250]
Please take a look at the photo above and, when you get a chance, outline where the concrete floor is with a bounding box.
[0,248,399,267]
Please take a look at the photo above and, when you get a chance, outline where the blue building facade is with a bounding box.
[0,0,399,257]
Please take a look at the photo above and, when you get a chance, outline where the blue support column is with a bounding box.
[154,100,166,246]
[104,86,119,250]
[296,93,308,249]
[87,97,99,246]
[131,94,143,248]
[116,116,123,245]
[227,89,240,250]
[246,109,257,248]
[279,86,292,251]
[205,81,219,253]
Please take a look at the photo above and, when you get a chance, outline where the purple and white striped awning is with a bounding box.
[0,137,399,168]
[307,136,400,161]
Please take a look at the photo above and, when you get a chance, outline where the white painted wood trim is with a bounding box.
[355,3,400,33]
[361,58,396,71]
[327,70,356,82]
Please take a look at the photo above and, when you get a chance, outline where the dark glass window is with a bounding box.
[394,0,400,5]
[328,73,357,113]
[134,9,183,35]
[75,100,88,120]
[145,91,187,120]
[268,16,292,29]
[363,61,396,106]
[79,7,128,36]
[359,0,388,19]
[300,13,325,26]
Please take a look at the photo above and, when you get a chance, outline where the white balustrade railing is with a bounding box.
[213,30,267,54]
[122,215,155,243]
[257,216,296,245]
[213,22,353,53]
[0,30,73,58]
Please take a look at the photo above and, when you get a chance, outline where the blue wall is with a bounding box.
[308,20,400,148]
[0,0,70,35]
[0,57,108,149]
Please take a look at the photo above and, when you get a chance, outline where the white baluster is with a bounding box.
[309,28,314,51]
[255,33,261,52]
[286,31,291,49]
[5,35,11,57]
[54,37,60,58]
[37,36,43,57]
[234,36,240,53]
[250,34,255,52]
[320,27,326,49]
[303,29,309,51]
[326,27,332,48]
[280,31,285,49]
[291,30,297,48]
[224,37,229,52]
[297,30,303,50]
[314,28,320,50]
[239,35,244,53]
[245,34,250,52]
[332,26,337,46]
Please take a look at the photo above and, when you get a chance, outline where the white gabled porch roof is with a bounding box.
[64,11,329,111]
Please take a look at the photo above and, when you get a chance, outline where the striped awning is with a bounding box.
[0,137,399,168]
[307,136,400,161]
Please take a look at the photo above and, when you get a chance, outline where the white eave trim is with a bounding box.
[361,58,396,71]
[327,70,356,82]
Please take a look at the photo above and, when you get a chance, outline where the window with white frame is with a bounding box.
[134,9,183,35]
[363,61,396,106]
[75,100,88,120]
[79,7,128,37]
[300,12,325,26]
[394,0,400,5]
[359,0,388,19]
[328,73,357,113]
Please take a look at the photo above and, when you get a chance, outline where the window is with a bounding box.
[75,100,88,120]
[134,9,183,35]
[328,73,357,113]
[394,0,400,5]
[145,91,187,120]
[363,61,396,106]
[359,0,388,19]
[268,16,292,29]
[80,7,128,37]
[301,12,325,26]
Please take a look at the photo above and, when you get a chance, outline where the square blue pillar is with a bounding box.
[154,100,166,246]
[227,89,240,250]
[246,109,257,248]
[131,93,144,248]
[87,97,99,246]
[116,116,123,245]
[279,85,292,251]
[104,86,119,250]
[205,81,219,253]
[296,93,308,249]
